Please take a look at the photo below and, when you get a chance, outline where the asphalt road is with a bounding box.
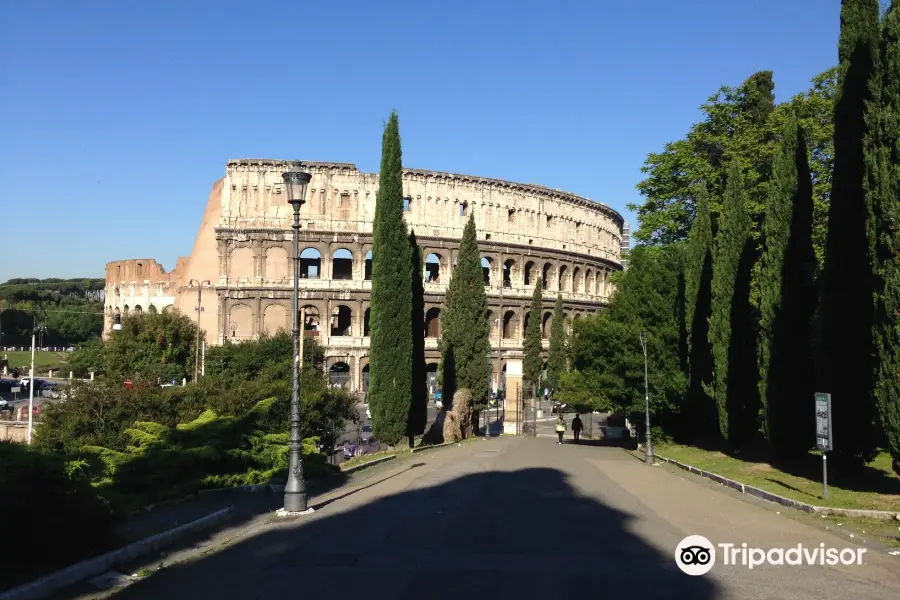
[82,436,899,600]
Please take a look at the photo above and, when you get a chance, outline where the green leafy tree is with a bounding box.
[368,111,413,446]
[818,0,882,469]
[440,214,491,417]
[523,276,544,390]
[408,231,428,442]
[758,118,818,459]
[631,71,777,246]
[683,185,717,441]
[708,161,760,446]
[868,3,900,475]
[100,310,198,382]
[566,246,686,434]
[547,294,567,391]
[632,69,837,267]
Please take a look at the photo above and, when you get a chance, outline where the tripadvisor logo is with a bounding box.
[675,535,867,575]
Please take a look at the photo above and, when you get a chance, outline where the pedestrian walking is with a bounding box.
[555,414,566,444]
[572,413,583,443]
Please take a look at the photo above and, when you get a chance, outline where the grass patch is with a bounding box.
[341,448,408,469]
[655,442,900,513]
[1,351,69,372]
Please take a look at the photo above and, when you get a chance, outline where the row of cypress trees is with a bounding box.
[369,112,572,442]
[684,0,900,472]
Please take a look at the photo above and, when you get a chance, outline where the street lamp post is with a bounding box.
[639,331,654,464]
[282,165,313,515]
[188,279,211,381]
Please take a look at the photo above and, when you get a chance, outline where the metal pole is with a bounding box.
[284,201,308,513]
[822,453,828,499]
[201,340,206,377]
[27,329,35,445]
[640,332,653,464]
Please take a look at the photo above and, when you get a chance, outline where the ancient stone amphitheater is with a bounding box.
[105,159,627,394]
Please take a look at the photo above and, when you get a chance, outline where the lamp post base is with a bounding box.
[275,507,316,518]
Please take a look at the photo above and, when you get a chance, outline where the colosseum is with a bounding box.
[104,159,627,395]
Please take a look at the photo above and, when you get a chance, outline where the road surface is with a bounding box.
[79,436,900,600]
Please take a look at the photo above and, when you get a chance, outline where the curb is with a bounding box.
[412,441,456,453]
[638,450,900,520]
[340,454,396,473]
[0,506,235,600]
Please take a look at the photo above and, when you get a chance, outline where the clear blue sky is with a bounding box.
[1,0,844,281]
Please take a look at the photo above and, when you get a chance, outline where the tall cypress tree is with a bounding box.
[868,3,900,475]
[684,185,716,441]
[818,0,881,469]
[440,214,491,418]
[369,112,413,446]
[408,230,428,443]
[709,160,759,447]
[758,118,818,459]
[523,277,544,391]
[547,294,566,392]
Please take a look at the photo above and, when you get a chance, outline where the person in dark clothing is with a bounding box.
[572,414,583,442]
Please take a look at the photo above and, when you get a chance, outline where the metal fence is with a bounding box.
[520,383,537,436]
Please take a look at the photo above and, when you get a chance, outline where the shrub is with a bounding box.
[0,441,117,591]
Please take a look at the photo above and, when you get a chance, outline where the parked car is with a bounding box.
[551,401,569,414]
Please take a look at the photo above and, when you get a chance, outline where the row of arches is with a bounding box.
[225,303,583,342]
[256,247,613,296]
[108,304,168,316]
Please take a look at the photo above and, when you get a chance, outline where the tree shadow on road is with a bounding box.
[105,467,719,600]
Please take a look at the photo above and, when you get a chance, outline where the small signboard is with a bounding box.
[815,392,832,451]
[11,386,20,394]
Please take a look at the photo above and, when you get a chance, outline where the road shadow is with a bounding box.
[104,468,719,600]
[567,437,638,449]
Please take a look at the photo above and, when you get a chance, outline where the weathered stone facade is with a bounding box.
[104,159,625,393]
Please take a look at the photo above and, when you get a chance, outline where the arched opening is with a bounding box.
[426,363,439,396]
[123,304,130,314]
[364,250,373,280]
[332,248,353,280]
[586,269,594,295]
[363,308,371,337]
[558,266,568,292]
[133,305,143,314]
[486,309,496,339]
[542,311,552,339]
[329,362,351,389]
[148,304,158,314]
[524,261,535,286]
[573,267,581,293]
[502,259,515,288]
[502,310,518,340]
[301,305,320,334]
[522,311,531,340]
[330,305,352,336]
[362,363,370,393]
[425,307,441,338]
[542,263,553,289]
[481,257,492,286]
[265,247,289,281]
[300,248,321,279]
[425,253,442,283]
